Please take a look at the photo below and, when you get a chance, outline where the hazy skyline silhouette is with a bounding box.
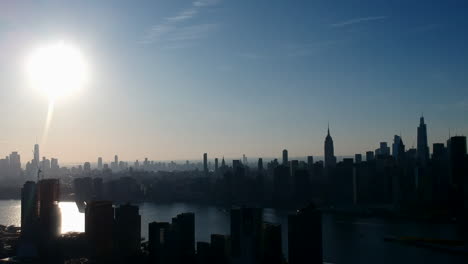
[1,0,467,163]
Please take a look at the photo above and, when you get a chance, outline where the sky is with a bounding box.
[0,0,467,163]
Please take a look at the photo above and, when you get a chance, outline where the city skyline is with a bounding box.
[1,0,468,162]
[0,115,464,164]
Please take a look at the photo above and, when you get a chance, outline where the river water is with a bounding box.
[0,200,466,264]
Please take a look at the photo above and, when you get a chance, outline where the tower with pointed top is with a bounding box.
[417,116,429,166]
[324,125,336,168]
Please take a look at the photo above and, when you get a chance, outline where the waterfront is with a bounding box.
[0,200,466,263]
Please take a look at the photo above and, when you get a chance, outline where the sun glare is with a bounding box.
[26,41,88,100]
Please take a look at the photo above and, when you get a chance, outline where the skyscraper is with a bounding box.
[21,181,38,239]
[447,136,467,189]
[215,158,219,173]
[355,154,362,164]
[34,144,40,167]
[9,151,21,177]
[97,157,103,170]
[392,135,402,159]
[417,116,429,166]
[282,149,288,166]
[324,126,336,168]
[231,208,263,263]
[85,201,114,259]
[203,153,208,175]
[37,179,61,241]
[288,204,322,264]
[115,204,141,257]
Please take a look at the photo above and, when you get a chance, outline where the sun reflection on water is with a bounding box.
[58,202,84,234]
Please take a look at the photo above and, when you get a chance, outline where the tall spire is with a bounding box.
[327,122,330,136]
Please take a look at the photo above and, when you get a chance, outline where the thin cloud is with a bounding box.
[331,16,387,28]
[140,0,221,45]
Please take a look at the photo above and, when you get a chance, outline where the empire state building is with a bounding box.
[324,126,336,168]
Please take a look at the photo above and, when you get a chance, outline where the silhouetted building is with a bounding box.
[115,204,141,257]
[262,222,282,264]
[21,181,38,239]
[392,135,405,160]
[231,208,263,264]
[97,157,103,170]
[258,158,263,171]
[37,179,61,241]
[355,154,362,164]
[215,158,219,173]
[148,221,171,263]
[288,204,322,264]
[432,143,447,160]
[33,144,40,172]
[203,153,208,176]
[324,126,336,168]
[417,116,429,166]
[366,151,374,162]
[376,142,390,157]
[447,136,467,209]
[273,165,291,205]
[307,156,314,169]
[282,149,288,166]
[211,234,230,264]
[171,212,196,262]
[84,162,91,173]
[85,201,114,259]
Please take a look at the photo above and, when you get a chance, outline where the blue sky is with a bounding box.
[0,0,467,163]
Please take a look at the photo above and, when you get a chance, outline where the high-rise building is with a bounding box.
[148,221,171,262]
[447,136,467,189]
[203,153,208,175]
[41,157,51,174]
[324,126,336,168]
[376,142,390,157]
[97,157,103,170]
[21,181,38,239]
[215,158,219,173]
[210,234,229,264]
[258,158,264,171]
[50,158,59,171]
[8,151,21,177]
[172,212,195,260]
[307,156,314,167]
[288,204,322,264]
[392,135,404,160]
[366,151,375,162]
[34,144,40,168]
[37,179,61,241]
[417,116,429,166]
[290,160,299,178]
[85,201,114,259]
[231,208,263,263]
[282,149,288,166]
[84,162,91,173]
[432,143,447,160]
[262,222,282,264]
[115,204,141,257]
[355,154,362,164]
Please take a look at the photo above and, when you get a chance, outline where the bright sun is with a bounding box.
[26,41,88,101]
